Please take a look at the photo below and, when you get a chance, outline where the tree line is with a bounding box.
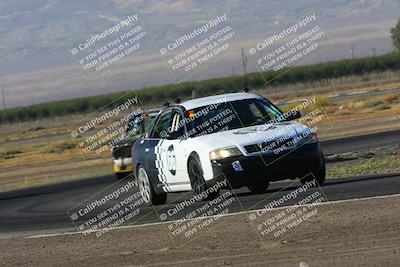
[1,52,400,124]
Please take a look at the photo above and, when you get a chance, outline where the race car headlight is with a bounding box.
[304,132,319,143]
[209,147,242,160]
[113,158,123,167]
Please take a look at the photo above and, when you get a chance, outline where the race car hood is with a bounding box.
[111,134,141,158]
[112,134,141,147]
[191,122,313,155]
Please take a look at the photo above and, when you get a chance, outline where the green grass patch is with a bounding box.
[362,99,384,108]
[46,142,77,154]
[28,126,46,132]
[374,103,391,110]
[327,156,400,178]
[0,149,23,159]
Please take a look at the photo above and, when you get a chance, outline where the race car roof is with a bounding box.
[146,108,163,117]
[180,92,262,110]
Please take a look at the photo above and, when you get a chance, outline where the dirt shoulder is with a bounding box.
[1,195,399,266]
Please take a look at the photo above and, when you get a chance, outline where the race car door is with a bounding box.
[155,109,191,192]
[139,109,172,191]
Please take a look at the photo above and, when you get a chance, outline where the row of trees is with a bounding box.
[1,52,400,124]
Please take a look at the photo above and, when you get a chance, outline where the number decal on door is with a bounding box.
[167,144,176,175]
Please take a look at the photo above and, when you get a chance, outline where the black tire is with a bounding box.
[137,165,167,206]
[248,181,270,194]
[188,157,219,200]
[300,154,326,186]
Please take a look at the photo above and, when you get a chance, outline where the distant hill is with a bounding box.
[0,0,399,107]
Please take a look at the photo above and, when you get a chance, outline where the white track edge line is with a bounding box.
[25,193,400,239]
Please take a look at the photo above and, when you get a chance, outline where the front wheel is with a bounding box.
[188,157,219,200]
[137,166,167,205]
[300,155,326,186]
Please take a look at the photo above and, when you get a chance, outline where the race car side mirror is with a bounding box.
[168,128,184,140]
[286,110,301,121]
[167,131,179,140]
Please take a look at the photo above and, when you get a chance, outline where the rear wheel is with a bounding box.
[188,157,219,200]
[248,181,270,194]
[137,166,167,205]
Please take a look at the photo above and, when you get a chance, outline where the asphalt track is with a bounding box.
[0,130,399,234]
[321,129,400,155]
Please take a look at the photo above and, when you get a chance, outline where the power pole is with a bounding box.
[241,48,247,75]
[350,44,354,59]
[372,47,376,57]
[1,89,6,109]
[241,48,248,88]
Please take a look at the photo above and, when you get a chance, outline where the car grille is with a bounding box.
[244,137,295,154]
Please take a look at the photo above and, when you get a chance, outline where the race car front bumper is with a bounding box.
[210,142,323,188]
[113,157,134,174]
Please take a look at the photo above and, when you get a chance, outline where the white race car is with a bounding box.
[132,93,325,205]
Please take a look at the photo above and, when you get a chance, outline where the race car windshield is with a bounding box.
[186,98,283,137]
